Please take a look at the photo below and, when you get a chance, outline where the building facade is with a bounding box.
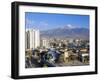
[40,38,50,48]
[25,29,40,50]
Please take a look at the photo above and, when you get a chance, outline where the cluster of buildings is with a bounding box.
[25,29,86,50]
[25,28,89,67]
[25,29,51,50]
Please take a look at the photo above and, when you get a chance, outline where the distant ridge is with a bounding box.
[40,25,89,40]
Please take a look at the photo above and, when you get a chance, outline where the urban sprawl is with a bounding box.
[25,29,89,68]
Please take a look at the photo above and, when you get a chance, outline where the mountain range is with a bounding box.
[40,26,89,40]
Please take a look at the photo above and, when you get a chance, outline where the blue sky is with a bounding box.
[25,12,89,30]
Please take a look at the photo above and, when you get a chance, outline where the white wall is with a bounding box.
[0,0,99,81]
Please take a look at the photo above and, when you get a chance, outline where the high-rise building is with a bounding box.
[25,29,40,50]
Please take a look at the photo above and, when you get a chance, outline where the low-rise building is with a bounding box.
[78,53,89,63]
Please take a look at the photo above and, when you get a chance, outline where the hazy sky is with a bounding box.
[25,12,89,30]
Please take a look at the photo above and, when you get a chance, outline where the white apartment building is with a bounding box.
[25,29,40,50]
[41,38,50,48]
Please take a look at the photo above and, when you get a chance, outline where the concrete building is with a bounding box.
[41,38,50,48]
[25,29,40,50]
[78,53,89,63]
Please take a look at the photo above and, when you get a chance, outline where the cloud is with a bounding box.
[65,24,81,29]
[67,24,72,27]
[37,21,49,30]
[39,21,49,26]
[63,24,75,29]
[25,19,49,30]
[25,19,35,28]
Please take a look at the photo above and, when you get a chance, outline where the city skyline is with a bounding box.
[25,12,90,68]
[25,12,89,31]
